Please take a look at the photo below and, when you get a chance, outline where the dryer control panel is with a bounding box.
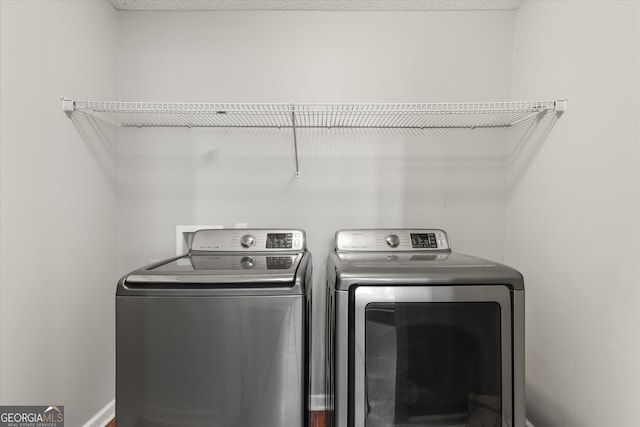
[191,229,305,252]
[335,229,450,251]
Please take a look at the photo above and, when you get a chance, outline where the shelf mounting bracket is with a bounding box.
[555,97,568,114]
[61,97,74,116]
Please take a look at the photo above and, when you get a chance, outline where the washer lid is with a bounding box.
[330,250,523,290]
[124,253,303,285]
[329,228,524,292]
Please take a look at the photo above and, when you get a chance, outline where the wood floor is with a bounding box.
[105,411,325,427]
[310,411,327,427]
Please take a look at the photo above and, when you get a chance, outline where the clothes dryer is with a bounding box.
[326,229,524,427]
[117,229,311,427]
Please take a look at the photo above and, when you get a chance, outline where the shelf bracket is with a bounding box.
[61,97,74,116]
[555,97,568,114]
[291,105,301,177]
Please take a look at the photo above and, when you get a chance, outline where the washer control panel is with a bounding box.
[191,229,305,252]
[335,229,450,251]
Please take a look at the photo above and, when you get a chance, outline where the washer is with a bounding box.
[117,229,311,427]
[326,229,525,427]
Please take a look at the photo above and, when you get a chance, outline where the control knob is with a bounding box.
[385,234,400,248]
[240,234,256,249]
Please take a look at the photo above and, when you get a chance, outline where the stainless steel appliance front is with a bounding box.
[117,229,311,427]
[117,295,303,426]
[326,229,525,427]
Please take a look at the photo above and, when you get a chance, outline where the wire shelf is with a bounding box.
[65,99,565,129]
[63,98,566,177]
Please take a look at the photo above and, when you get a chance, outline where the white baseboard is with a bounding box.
[310,394,326,411]
[82,399,115,427]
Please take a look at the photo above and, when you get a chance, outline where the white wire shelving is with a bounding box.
[62,98,567,176]
[63,99,566,129]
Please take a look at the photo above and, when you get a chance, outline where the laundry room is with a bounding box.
[0,1,638,427]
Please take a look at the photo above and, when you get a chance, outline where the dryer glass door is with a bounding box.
[352,286,512,427]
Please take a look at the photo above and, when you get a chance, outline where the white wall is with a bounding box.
[507,2,640,426]
[0,1,119,426]
[5,4,634,425]
[117,10,517,398]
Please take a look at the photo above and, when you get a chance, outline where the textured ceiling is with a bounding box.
[109,0,523,11]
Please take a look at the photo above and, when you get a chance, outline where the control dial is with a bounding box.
[385,234,400,248]
[240,234,256,249]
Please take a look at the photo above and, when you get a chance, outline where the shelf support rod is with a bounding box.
[291,105,301,177]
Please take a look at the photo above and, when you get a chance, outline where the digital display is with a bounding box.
[266,233,293,249]
[410,233,438,248]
